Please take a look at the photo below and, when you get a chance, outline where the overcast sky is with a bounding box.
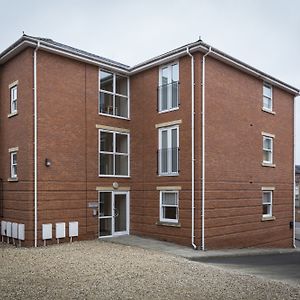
[1,0,300,163]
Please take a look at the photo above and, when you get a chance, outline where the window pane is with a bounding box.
[116,134,128,154]
[263,192,271,204]
[263,96,272,110]
[99,192,112,216]
[171,82,178,108]
[171,147,178,173]
[263,85,271,97]
[262,204,270,215]
[263,150,271,163]
[163,206,177,220]
[162,192,177,205]
[171,128,178,148]
[115,95,128,118]
[162,67,169,85]
[116,75,128,96]
[100,153,114,175]
[100,132,113,152]
[99,92,113,115]
[160,85,168,111]
[160,149,168,173]
[115,155,128,176]
[99,218,112,236]
[12,153,17,164]
[100,71,113,92]
[171,64,179,82]
[161,131,168,149]
[263,137,272,150]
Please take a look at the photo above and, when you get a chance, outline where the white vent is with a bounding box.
[6,222,12,237]
[18,224,25,241]
[69,221,78,237]
[12,223,18,239]
[1,221,6,236]
[56,222,65,239]
[42,224,52,240]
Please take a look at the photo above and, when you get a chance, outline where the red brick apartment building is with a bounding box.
[0,34,299,249]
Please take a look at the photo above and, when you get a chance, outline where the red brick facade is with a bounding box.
[0,36,298,249]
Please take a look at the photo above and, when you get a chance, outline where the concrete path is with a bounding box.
[104,235,300,288]
[104,235,299,259]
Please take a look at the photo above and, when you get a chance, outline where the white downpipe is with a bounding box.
[201,47,211,251]
[34,41,40,247]
[186,47,197,250]
[293,97,296,248]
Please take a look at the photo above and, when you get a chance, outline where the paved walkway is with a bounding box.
[104,235,299,260]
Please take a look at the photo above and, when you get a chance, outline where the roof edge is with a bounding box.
[0,35,299,95]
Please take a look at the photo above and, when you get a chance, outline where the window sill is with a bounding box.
[8,111,18,118]
[98,175,130,178]
[156,221,181,227]
[158,107,179,114]
[7,177,18,182]
[261,216,276,222]
[158,173,179,177]
[261,108,276,115]
[261,162,276,168]
[99,112,130,121]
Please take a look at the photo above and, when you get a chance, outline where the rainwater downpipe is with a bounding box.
[186,47,197,249]
[34,41,40,247]
[201,47,211,251]
[293,95,298,248]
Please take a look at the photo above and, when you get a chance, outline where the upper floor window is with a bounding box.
[158,62,179,112]
[99,129,129,177]
[99,70,129,119]
[262,135,273,164]
[158,126,179,176]
[10,85,18,115]
[263,83,272,111]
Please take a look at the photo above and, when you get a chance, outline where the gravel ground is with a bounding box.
[0,240,299,300]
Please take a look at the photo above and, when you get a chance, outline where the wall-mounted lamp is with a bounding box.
[45,158,52,167]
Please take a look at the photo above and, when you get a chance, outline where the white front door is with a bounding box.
[98,191,129,237]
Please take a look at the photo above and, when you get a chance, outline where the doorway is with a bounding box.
[98,191,129,237]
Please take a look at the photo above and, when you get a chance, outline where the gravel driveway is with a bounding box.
[0,240,299,299]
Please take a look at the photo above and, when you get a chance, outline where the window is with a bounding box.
[99,70,129,119]
[10,85,18,114]
[160,191,179,223]
[158,62,179,112]
[263,135,273,164]
[262,191,272,217]
[263,83,272,111]
[158,126,179,175]
[99,130,129,176]
[10,151,17,179]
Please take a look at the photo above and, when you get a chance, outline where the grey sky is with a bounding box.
[1,0,300,163]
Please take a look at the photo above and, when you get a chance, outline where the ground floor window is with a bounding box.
[262,190,272,217]
[160,191,179,223]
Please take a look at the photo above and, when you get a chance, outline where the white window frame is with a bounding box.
[158,125,179,176]
[98,129,130,178]
[262,135,273,164]
[158,62,179,113]
[160,191,179,223]
[262,190,273,218]
[10,85,18,114]
[10,151,18,179]
[263,83,272,112]
[99,70,130,119]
